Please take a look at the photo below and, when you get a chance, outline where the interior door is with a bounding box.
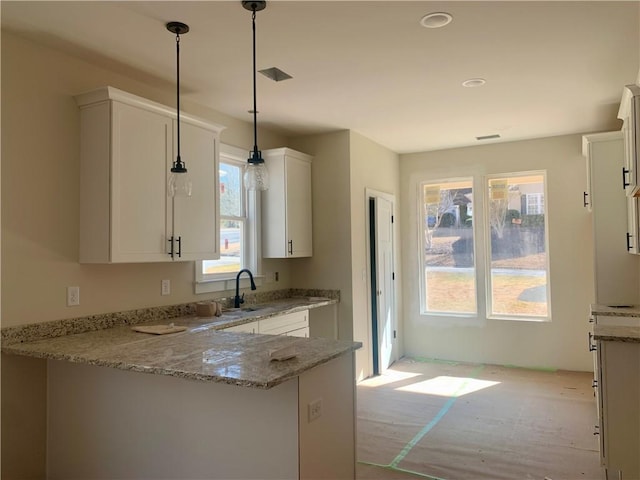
[374,196,395,372]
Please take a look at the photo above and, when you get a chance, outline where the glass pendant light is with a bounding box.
[242,1,269,191]
[167,21,192,197]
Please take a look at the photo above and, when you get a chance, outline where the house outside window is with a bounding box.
[195,144,260,293]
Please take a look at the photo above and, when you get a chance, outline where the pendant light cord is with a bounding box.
[251,9,259,159]
[175,32,182,166]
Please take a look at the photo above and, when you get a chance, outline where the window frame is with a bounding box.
[484,171,551,322]
[417,170,552,322]
[195,143,262,294]
[418,176,478,317]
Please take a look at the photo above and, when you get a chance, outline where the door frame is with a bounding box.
[365,188,398,376]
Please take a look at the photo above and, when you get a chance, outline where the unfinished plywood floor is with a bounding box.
[356,357,602,480]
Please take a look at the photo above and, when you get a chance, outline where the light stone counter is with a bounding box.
[590,304,640,343]
[2,292,360,389]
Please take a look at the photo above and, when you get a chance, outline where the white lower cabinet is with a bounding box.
[221,310,310,337]
[590,315,640,479]
[222,321,258,334]
[259,311,309,337]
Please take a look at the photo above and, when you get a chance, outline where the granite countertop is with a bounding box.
[590,304,640,343]
[590,304,640,317]
[2,294,361,389]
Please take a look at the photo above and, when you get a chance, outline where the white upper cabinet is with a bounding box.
[583,132,640,307]
[171,120,220,261]
[618,84,640,197]
[262,148,313,258]
[75,86,225,263]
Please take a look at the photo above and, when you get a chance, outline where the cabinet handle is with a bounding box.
[288,240,293,255]
[622,167,630,189]
[593,425,599,436]
[583,192,589,208]
[588,332,597,352]
[627,232,634,252]
[589,316,594,324]
[177,236,182,258]
[168,236,175,258]
[592,379,598,388]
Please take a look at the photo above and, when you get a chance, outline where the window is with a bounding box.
[419,171,551,321]
[420,178,476,315]
[195,144,259,293]
[487,173,549,319]
[525,193,544,215]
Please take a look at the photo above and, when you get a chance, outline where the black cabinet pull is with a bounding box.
[622,167,630,189]
[592,379,598,388]
[177,236,182,258]
[168,236,174,258]
[288,240,293,255]
[627,232,634,252]
[583,192,589,208]
[588,332,597,352]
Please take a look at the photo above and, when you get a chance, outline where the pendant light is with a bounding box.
[167,21,192,197]
[242,1,269,191]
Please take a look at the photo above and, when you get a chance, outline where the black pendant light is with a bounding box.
[242,1,269,191]
[167,21,192,197]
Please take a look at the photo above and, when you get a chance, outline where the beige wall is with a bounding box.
[289,131,353,340]
[1,31,291,328]
[400,134,596,371]
[348,132,400,380]
[290,131,400,380]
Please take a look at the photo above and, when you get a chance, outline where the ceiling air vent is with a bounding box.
[476,134,501,141]
[259,67,292,82]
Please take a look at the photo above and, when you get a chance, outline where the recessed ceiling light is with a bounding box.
[462,78,486,88]
[420,12,453,29]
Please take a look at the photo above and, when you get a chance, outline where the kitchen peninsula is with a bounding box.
[2,293,360,479]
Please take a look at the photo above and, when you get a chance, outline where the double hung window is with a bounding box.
[196,144,259,292]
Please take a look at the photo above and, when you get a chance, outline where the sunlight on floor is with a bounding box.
[396,375,500,397]
[358,369,422,388]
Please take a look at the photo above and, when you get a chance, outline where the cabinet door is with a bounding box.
[111,102,171,262]
[259,310,309,335]
[619,86,640,197]
[599,340,640,478]
[222,321,257,334]
[171,120,219,261]
[285,156,313,257]
[262,148,313,258]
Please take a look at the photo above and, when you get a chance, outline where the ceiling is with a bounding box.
[2,1,639,154]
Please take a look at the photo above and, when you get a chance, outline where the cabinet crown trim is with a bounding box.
[263,147,313,163]
[74,86,226,133]
[618,84,640,119]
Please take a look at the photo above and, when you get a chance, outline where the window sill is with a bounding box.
[195,275,264,295]
[487,315,551,323]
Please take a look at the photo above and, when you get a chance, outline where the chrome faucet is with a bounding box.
[234,268,257,308]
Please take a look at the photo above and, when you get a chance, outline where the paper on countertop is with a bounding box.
[131,323,187,335]
[269,345,297,361]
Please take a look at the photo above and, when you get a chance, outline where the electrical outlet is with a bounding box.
[161,279,171,296]
[67,286,80,306]
[308,398,322,422]
[275,272,279,282]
